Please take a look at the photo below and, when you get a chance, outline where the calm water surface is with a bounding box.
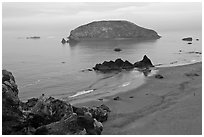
[2,30,202,102]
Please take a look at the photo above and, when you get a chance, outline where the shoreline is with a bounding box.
[72,61,200,106]
[74,62,202,134]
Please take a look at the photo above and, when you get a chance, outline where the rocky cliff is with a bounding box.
[2,70,110,135]
[68,20,161,41]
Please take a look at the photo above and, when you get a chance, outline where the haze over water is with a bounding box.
[2,3,202,102]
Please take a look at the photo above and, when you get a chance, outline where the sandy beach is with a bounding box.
[75,62,202,135]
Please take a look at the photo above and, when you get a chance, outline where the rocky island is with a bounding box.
[68,20,161,42]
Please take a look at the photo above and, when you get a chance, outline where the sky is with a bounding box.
[2,2,202,36]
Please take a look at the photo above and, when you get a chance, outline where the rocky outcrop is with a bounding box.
[61,38,67,44]
[2,70,110,135]
[182,37,192,41]
[134,55,154,68]
[155,74,164,79]
[2,70,25,135]
[68,20,161,42]
[26,36,40,39]
[114,48,122,52]
[93,55,154,72]
[93,58,134,72]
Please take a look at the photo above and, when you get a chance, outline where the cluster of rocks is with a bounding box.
[93,55,154,72]
[26,36,40,39]
[187,51,202,55]
[61,38,69,44]
[182,37,199,45]
[2,70,110,135]
[182,37,193,41]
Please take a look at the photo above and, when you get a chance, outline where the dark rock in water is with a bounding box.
[134,55,154,68]
[81,68,93,72]
[185,73,199,77]
[182,37,192,41]
[98,98,103,101]
[93,55,153,72]
[170,61,178,64]
[87,69,92,71]
[26,36,40,39]
[187,51,202,55]
[113,96,120,101]
[129,96,134,98]
[114,58,124,68]
[61,38,67,44]
[187,42,192,44]
[114,48,122,52]
[122,60,134,69]
[155,74,164,79]
[68,20,161,42]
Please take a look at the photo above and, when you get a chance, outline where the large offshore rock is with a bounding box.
[68,20,161,41]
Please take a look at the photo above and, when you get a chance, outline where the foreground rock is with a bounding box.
[68,20,161,42]
[182,37,192,41]
[2,70,110,135]
[93,55,154,72]
[2,70,25,134]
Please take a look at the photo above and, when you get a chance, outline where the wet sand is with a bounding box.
[74,62,202,135]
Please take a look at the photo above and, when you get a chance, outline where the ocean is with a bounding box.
[2,29,202,103]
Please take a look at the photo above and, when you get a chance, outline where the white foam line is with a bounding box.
[69,89,94,98]
[119,82,130,87]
